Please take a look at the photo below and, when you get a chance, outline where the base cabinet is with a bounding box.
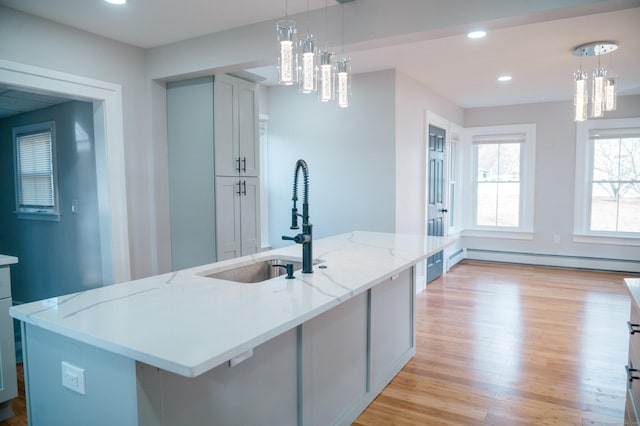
[215,176,260,260]
[0,266,17,422]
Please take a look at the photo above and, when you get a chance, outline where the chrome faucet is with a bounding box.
[282,159,313,274]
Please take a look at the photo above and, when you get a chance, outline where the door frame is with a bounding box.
[0,59,131,284]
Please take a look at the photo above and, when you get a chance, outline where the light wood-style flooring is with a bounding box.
[0,262,633,425]
[355,261,632,425]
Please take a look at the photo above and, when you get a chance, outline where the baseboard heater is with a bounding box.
[465,248,640,274]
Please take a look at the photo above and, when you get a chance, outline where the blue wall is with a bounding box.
[0,101,103,303]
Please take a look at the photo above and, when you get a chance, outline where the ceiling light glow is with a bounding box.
[105,0,126,4]
[498,75,512,82]
[467,30,487,39]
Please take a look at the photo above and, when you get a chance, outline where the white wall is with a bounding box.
[395,71,464,236]
[267,70,396,248]
[463,95,640,271]
[0,7,154,279]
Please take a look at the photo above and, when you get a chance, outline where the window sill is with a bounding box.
[573,233,639,247]
[15,211,61,222]
[463,229,534,240]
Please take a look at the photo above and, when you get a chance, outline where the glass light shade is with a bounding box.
[591,66,606,118]
[335,57,351,108]
[277,20,298,85]
[318,51,334,102]
[573,71,587,122]
[604,77,617,111]
[299,36,317,93]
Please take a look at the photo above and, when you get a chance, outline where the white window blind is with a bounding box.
[13,121,59,220]
[17,131,54,207]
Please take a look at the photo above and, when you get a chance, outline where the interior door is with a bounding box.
[426,125,446,283]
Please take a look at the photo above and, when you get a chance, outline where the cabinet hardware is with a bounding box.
[626,365,640,382]
[242,157,247,173]
[628,321,640,335]
[236,182,242,196]
[236,157,241,172]
[242,180,247,196]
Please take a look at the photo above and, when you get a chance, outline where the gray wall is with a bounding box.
[267,70,396,248]
[0,101,103,303]
[463,95,640,269]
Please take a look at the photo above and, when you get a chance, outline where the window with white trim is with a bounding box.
[575,118,640,241]
[467,124,536,236]
[13,121,60,220]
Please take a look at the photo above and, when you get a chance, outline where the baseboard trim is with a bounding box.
[465,249,640,274]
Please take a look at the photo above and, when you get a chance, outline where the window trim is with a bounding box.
[465,123,536,237]
[574,117,640,244]
[13,121,61,221]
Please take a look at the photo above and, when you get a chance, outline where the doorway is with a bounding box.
[426,124,446,283]
[0,60,130,284]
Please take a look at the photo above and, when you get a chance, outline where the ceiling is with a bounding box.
[0,0,639,114]
[0,85,70,119]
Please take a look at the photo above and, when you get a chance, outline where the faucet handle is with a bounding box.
[282,234,309,244]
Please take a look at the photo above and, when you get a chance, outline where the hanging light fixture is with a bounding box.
[318,0,335,102]
[335,2,351,108]
[276,0,298,86]
[573,70,588,122]
[572,41,618,122]
[299,0,317,94]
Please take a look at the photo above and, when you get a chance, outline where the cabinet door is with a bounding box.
[237,80,259,177]
[240,177,261,256]
[0,296,17,404]
[214,75,240,177]
[215,177,242,261]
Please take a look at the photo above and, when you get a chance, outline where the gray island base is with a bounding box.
[11,232,455,425]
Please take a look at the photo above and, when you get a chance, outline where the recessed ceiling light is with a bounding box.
[498,75,512,82]
[105,0,126,4]
[467,30,487,39]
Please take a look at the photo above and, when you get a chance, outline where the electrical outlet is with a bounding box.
[553,234,561,244]
[62,361,86,395]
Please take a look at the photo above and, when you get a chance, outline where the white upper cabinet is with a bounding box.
[214,74,259,177]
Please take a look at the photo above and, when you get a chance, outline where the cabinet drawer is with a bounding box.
[0,267,10,299]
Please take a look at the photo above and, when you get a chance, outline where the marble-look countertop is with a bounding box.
[0,255,18,266]
[10,232,455,378]
[626,278,640,311]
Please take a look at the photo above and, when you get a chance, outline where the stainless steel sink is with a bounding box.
[203,258,305,283]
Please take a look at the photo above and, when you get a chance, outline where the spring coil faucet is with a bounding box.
[282,159,313,273]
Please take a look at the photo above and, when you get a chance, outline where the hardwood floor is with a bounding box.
[354,261,632,425]
[0,363,26,426]
[0,262,633,425]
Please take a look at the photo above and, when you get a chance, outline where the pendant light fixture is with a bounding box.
[318,0,335,102]
[299,0,317,94]
[335,2,351,108]
[277,0,298,86]
[574,70,588,122]
[572,41,618,122]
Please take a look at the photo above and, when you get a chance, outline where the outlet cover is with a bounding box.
[62,361,86,395]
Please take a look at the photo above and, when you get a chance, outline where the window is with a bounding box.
[13,121,60,220]
[467,124,536,237]
[575,118,640,242]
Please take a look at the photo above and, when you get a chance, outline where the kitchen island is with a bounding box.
[10,231,454,426]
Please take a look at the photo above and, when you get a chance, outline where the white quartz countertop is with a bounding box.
[626,278,640,311]
[0,255,18,266]
[10,231,455,378]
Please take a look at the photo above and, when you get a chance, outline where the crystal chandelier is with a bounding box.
[572,41,618,122]
[276,0,354,108]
